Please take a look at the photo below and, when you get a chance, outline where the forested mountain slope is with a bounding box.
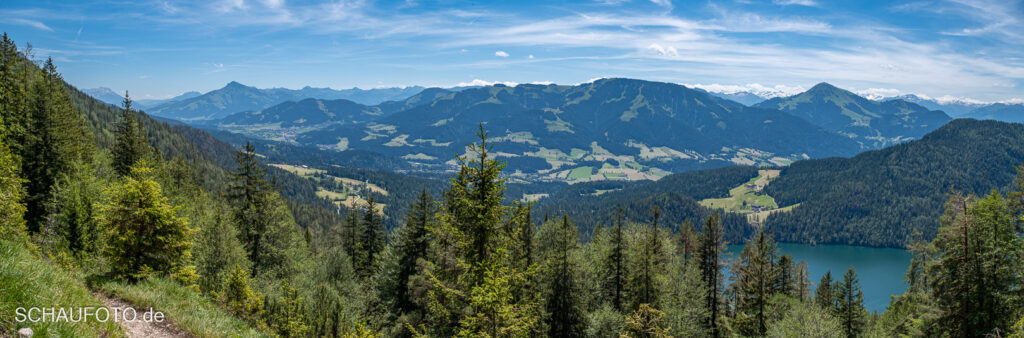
[764,118,1024,247]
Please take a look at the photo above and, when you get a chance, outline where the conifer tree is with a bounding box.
[602,208,627,311]
[99,164,194,281]
[539,215,585,337]
[376,189,434,319]
[630,206,663,310]
[836,267,866,337]
[357,196,385,278]
[22,58,93,231]
[699,212,725,337]
[112,91,150,177]
[270,280,309,338]
[816,271,836,313]
[775,254,795,296]
[217,264,266,328]
[195,208,250,293]
[794,261,811,302]
[731,231,779,336]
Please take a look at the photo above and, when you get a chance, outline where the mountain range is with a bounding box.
[142,82,427,121]
[755,83,950,149]
[962,103,1024,123]
[82,87,201,109]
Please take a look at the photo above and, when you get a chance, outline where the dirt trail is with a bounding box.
[94,293,192,338]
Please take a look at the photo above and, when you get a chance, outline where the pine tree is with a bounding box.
[357,196,385,278]
[539,215,585,337]
[731,231,779,336]
[630,206,663,310]
[836,267,866,337]
[195,208,250,293]
[228,142,305,278]
[816,271,836,313]
[699,212,725,337]
[22,58,93,231]
[112,91,150,177]
[98,164,194,281]
[270,280,309,338]
[217,264,266,328]
[775,254,795,296]
[602,208,627,311]
[376,189,434,319]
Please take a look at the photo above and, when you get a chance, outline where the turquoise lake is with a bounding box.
[724,243,913,313]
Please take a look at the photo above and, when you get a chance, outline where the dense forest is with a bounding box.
[2,34,1024,337]
[765,119,1024,247]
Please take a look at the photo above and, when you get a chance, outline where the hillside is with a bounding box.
[218,98,382,128]
[147,82,426,121]
[295,78,862,183]
[756,83,950,149]
[763,118,1024,247]
[963,103,1024,123]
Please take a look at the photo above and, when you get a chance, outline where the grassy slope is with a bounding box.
[99,278,271,338]
[0,240,124,337]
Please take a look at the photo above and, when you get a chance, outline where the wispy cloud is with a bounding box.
[495,50,509,57]
[772,0,819,6]
[11,18,53,31]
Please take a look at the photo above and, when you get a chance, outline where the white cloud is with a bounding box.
[772,0,818,6]
[688,83,806,98]
[12,18,53,31]
[527,54,535,59]
[494,50,510,57]
[855,88,902,100]
[650,0,672,9]
[453,79,518,87]
[647,44,679,57]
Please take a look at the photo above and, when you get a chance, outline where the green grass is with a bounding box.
[568,166,593,180]
[99,277,270,338]
[0,240,124,337]
[699,172,780,212]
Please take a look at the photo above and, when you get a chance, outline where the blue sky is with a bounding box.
[2,0,1023,103]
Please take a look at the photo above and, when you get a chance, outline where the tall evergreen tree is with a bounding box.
[601,208,627,311]
[539,215,586,337]
[630,206,663,310]
[357,196,385,278]
[0,116,26,239]
[376,189,434,319]
[731,230,779,336]
[699,212,725,337]
[816,271,836,313]
[112,91,150,177]
[22,58,93,231]
[836,267,866,337]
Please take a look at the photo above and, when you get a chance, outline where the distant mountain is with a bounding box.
[295,78,862,182]
[701,90,768,106]
[147,81,426,121]
[756,83,951,149]
[82,87,124,106]
[136,91,202,109]
[884,94,987,117]
[963,103,1024,123]
[219,98,382,128]
[215,87,452,130]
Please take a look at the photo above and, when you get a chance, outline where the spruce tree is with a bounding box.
[357,196,385,278]
[837,267,866,337]
[376,189,434,318]
[98,164,194,281]
[630,206,663,310]
[602,208,627,311]
[540,215,585,337]
[112,91,150,177]
[0,117,26,239]
[816,271,836,313]
[699,212,725,337]
[731,231,779,336]
[22,58,93,231]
